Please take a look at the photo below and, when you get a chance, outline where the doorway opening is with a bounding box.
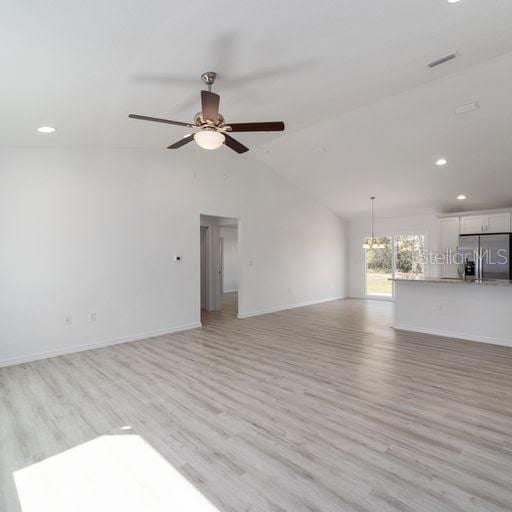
[200,215,239,324]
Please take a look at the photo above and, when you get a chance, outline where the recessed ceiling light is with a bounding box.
[457,194,467,200]
[447,0,461,3]
[37,126,56,133]
[436,158,448,166]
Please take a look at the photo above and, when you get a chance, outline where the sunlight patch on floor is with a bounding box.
[14,432,219,512]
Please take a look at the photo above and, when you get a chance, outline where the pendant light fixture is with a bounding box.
[362,196,385,249]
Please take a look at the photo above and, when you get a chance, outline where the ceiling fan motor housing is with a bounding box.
[194,112,225,127]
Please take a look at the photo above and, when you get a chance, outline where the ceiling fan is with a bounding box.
[129,71,285,154]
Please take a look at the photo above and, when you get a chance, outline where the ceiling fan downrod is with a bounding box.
[201,71,217,92]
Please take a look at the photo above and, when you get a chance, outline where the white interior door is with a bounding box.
[208,225,222,311]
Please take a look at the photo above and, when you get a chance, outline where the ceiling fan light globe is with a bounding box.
[194,130,225,150]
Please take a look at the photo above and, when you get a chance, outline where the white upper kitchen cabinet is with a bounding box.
[460,215,484,234]
[440,217,460,278]
[460,213,510,234]
[440,217,460,249]
[486,212,511,233]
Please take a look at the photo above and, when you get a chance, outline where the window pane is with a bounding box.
[395,235,425,280]
[365,237,393,297]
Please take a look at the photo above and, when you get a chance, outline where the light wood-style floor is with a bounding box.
[2,298,512,511]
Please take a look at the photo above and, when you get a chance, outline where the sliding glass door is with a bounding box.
[365,237,393,297]
[395,235,425,281]
[365,234,425,298]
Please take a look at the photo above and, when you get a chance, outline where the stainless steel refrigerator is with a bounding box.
[458,234,511,280]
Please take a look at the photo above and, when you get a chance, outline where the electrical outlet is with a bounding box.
[435,304,443,311]
[90,312,97,322]
[288,287,292,295]
[64,315,72,326]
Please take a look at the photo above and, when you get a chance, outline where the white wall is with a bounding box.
[0,148,347,366]
[220,226,238,293]
[347,214,441,298]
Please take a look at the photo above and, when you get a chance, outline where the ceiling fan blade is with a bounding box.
[167,134,195,149]
[223,134,249,154]
[201,90,220,121]
[227,121,285,132]
[129,114,196,128]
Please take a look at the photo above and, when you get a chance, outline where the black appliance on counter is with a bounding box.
[458,233,511,280]
[464,259,475,277]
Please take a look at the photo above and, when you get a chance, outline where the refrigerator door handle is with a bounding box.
[481,245,484,279]
[477,244,482,279]
[479,244,484,279]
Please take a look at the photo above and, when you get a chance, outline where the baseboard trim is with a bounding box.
[0,321,202,368]
[238,296,345,319]
[349,295,395,302]
[393,323,512,348]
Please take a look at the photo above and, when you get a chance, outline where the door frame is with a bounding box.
[363,232,428,301]
[363,236,395,301]
[199,214,241,317]
[219,236,224,294]
[200,225,210,310]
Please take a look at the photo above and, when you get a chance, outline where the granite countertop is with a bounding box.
[391,277,512,287]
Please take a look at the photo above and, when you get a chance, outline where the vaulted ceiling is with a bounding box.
[2,0,512,218]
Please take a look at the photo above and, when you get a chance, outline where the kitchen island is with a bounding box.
[392,277,512,347]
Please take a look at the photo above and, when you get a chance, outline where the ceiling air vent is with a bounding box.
[428,52,457,68]
[454,101,480,115]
